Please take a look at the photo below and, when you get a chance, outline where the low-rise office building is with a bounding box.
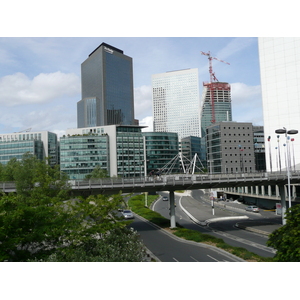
[60,125,145,179]
[0,131,58,166]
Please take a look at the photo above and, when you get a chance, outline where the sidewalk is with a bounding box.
[178,192,282,236]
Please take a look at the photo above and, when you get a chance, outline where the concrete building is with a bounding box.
[200,82,232,165]
[152,69,200,140]
[77,43,135,128]
[0,131,58,166]
[206,122,256,174]
[258,37,300,171]
[60,125,145,179]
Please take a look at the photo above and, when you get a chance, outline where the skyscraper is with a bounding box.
[77,43,135,128]
[200,82,232,164]
[258,37,300,171]
[152,68,200,140]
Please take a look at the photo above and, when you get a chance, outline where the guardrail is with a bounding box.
[1,171,300,194]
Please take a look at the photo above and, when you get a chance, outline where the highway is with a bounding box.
[153,190,277,258]
[130,214,244,262]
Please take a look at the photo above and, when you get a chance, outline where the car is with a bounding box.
[162,196,168,201]
[245,205,259,213]
[121,210,134,219]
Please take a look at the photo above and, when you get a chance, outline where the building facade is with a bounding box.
[60,125,145,179]
[152,69,200,140]
[0,131,58,166]
[200,82,232,165]
[258,37,300,171]
[77,43,135,128]
[206,122,256,174]
[142,132,179,175]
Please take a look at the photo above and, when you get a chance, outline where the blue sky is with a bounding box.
[0,37,263,136]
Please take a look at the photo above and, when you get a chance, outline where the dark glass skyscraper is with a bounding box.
[77,43,135,128]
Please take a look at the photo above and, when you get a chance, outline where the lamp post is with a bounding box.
[275,128,298,209]
[268,136,272,172]
[277,135,282,173]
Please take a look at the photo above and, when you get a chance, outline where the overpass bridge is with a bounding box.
[1,172,300,227]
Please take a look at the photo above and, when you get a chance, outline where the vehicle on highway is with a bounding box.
[245,205,259,212]
[162,196,168,201]
[122,210,134,219]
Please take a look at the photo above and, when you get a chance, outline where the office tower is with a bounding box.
[258,37,300,171]
[152,69,200,140]
[200,82,232,164]
[77,43,135,128]
[0,131,58,166]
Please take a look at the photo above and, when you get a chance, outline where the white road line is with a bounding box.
[207,255,219,262]
[190,256,199,262]
[173,257,179,262]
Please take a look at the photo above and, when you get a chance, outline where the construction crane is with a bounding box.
[201,51,230,123]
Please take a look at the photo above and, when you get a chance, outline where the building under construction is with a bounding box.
[200,82,232,164]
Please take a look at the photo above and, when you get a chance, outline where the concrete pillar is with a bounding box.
[278,184,287,225]
[169,191,176,228]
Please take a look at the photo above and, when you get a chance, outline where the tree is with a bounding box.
[267,204,300,261]
[85,165,109,179]
[0,154,146,261]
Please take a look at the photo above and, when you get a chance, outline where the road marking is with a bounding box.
[207,255,219,262]
[190,256,199,262]
[173,257,179,262]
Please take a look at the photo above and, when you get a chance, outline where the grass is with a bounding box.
[128,194,273,262]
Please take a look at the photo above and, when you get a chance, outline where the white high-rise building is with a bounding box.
[152,68,200,140]
[258,37,300,171]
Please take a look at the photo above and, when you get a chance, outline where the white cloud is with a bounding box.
[140,116,153,132]
[231,82,263,125]
[0,71,80,106]
[134,85,152,120]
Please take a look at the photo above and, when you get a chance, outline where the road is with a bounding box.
[129,214,244,262]
[152,190,276,258]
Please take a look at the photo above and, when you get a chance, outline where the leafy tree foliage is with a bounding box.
[85,165,109,179]
[267,204,300,261]
[0,154,146,262]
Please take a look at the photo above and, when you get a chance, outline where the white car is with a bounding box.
[245,205,259,213]
[121,210,134,219]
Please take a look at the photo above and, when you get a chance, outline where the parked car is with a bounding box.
[121,210,134,219]
[162,196,168,201]
[245,205,259,213]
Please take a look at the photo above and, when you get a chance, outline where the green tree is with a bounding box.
[0,155,145,261]
[85,165,109,179]
[267,204,300,261]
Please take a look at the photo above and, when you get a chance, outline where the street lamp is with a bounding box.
[275,128,298,209]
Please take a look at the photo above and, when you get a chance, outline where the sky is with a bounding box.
[0,37,263,137]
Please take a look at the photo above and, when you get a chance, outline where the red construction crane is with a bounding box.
[201,51,230,123]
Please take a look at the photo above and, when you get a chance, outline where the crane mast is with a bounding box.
[200,51,230,123]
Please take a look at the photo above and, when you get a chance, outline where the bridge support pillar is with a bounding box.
[278,184,287,225]
[169,191,176,228]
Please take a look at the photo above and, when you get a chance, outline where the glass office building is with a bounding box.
[152,69,200,140]
[61,125,145,179]
[142,132,179,175]
[0,131,58,166]
[77,43,135,128]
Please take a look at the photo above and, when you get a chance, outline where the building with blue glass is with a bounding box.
[77,43,135,128]
[0,131,58,166]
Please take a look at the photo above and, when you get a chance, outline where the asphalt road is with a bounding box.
[153,190,276,258]
[129,214,244,262]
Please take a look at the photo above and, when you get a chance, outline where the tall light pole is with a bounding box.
[268,136,272,172]
[275,128,298,209]
[277,135,282,173]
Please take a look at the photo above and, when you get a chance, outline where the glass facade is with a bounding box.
[0,140,44,165]
[78,43,134,128]
[60,135,109,180]
[116,127,145,177]
[143,132,179,175]
[152,69,200,140]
